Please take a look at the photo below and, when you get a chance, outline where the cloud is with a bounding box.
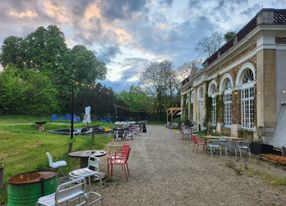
[97,45,122,63]
[1,0,286,92]
[99,0,147,20]
[98,79,135,92]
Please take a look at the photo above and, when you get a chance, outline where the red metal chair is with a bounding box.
[107,144,131,181]
[191,135,207,152]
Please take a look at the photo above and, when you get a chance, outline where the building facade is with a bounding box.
[181,9,286,141]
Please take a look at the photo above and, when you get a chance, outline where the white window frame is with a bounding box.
[241,83,255,130]
[223,90,232,128]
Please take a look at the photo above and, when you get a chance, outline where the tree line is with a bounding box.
[0,24,236,122]
[0,25,107,116]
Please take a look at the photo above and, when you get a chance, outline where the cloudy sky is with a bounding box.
[0,0,285,91]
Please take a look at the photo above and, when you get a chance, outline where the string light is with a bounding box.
[113,104,177,113]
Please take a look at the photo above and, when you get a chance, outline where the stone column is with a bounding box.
[180,94,184,120]
[257,49,276,142]
[216,94,223,133]
[192,88,197,123]
[231,90,241,137]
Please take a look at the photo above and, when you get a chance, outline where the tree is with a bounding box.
[74,83,116,119]
[0,36,23,68]
[117,85,153,111]
[140,60,179,120]
[224,31,236,42]
[0,25,108,112]
[0,66,59,114]
[196,32,224,57]
[176,60,202,81]
[71,45,107,84]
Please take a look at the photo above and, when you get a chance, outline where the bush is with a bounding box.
[0,67,59,114]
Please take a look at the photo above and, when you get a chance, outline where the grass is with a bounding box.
[0,121,113,182]
[245,167,286,187]
[0,114,50,123]
[225,160,286,188]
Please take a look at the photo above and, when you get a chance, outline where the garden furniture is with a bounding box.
[68,150,106,168]
[46,152,67,176]
[113,128,128,140]
[191,135,207,152]
[69,155,103,189]
[35,121,46,131]
[37,177,103,206]
[207,140,222,156]
[236,141,251,158]
[107,144,131,181]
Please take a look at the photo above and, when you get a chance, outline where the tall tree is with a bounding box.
[177,60,202,81]
[117,85,153,111]
[0,36,23,68]
[0,25,107,112]
[196,32,224,57]
[141,60,179,119]
[0,66,58,114]
[71,45,107,84]
[74,83,116,119]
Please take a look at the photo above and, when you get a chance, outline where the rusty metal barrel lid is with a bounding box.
[8,171,56,185]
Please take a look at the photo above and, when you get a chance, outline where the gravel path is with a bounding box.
[99,125,286,206]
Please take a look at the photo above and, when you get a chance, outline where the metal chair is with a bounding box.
[207,140,222,156]
[181,128,192,140]
[46,152,67,176]
[191,135,207,152]
[69,155,103,189]
[37,177,103,206]
[113,128,127,140]
[236,141,251,158]
[107,144,131,181]
[221,140,237,156]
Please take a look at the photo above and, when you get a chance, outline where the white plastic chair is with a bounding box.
[46,152,67,176]
[37,178,103,206]
[69,155,103,189]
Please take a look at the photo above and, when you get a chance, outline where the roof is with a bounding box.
[181,8,286,87]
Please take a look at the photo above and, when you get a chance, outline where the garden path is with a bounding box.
[100,125,286,206]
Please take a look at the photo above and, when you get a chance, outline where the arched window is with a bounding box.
[240,68,255,129]
[222,78,233,127]
[209,83,217,126]
[242,69,254,84]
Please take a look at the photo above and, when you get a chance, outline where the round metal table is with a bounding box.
[68,150,106,168]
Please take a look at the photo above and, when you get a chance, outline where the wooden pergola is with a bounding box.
[166,107,182,124]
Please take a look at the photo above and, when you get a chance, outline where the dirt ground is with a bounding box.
[97,125,286,206]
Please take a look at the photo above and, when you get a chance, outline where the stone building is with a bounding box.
[180,9,286,141]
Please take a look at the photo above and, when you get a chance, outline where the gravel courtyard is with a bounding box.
[99,125,286,206]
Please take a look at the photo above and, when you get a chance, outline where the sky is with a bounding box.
[0,0,285,92]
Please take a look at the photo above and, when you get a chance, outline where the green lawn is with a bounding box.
[0,121,113,182]
[0,114,50,123]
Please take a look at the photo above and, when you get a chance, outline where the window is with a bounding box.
[223,93,232,127]
[222,78,232,127]
[240,69,255,129]
[209,84,217,126]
